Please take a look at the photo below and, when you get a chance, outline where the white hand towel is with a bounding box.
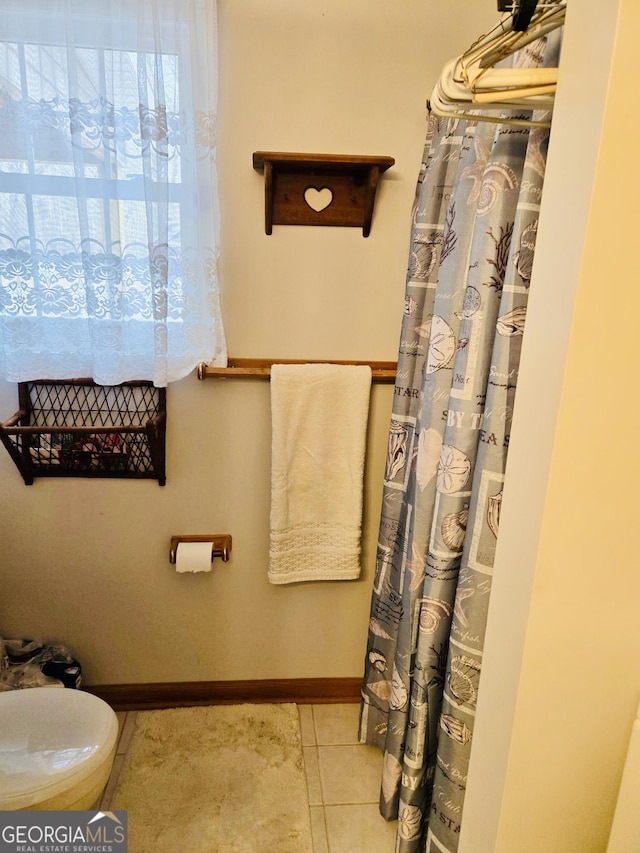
[268,363,372,584]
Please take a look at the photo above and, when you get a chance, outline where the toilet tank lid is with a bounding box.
[0,687,119,809]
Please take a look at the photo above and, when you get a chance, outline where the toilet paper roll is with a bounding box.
[175,541,213,573]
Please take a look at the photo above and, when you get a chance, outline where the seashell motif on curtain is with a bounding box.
[477,162,519,216]
[409,232,442,281]
[398,803,423,841]
[440,714,473,745]
[418,598,453,634]
[448,655,481,707]
[514,219,538,283]
[487,489,503,537]
[441,507,469,551]
[413,314,457,374]
[390,666,409,711]
[368,649,388,673]
[496,306,527,336]
[386,421,410,482]
[437,445,472,494]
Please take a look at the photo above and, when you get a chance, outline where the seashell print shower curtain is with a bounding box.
[359,35,560,853]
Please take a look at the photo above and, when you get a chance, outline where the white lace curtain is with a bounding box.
[0,0,227,386]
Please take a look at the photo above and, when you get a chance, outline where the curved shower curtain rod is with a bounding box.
[498,0,561,32]
[428,1,565,127]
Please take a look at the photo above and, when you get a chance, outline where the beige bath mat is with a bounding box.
[111,703,312,853]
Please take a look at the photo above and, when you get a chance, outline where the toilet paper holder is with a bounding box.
[169,534,232,564]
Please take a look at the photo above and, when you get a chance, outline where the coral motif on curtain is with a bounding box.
[360,34,559,853]
[0,0,227,386]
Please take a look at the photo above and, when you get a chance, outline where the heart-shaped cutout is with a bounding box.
[304,187,333,213]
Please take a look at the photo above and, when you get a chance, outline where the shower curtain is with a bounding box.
[359,36,557,853]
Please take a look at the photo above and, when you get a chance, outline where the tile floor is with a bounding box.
[101,702,398,852]
[298,703,398,852]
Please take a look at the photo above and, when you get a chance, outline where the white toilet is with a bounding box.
[0,687,119,810]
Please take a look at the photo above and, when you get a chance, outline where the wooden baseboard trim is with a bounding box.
[84,677,362,711]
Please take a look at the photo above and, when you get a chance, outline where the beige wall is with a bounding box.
[0,0,495,685]
[461,1,640,850]
[3,2,635,846]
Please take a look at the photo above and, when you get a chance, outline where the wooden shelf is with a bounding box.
[253,151,395,237]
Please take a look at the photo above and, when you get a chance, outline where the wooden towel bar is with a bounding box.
[197,359,397,383]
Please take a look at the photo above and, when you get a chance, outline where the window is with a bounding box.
[0,0,227,386]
